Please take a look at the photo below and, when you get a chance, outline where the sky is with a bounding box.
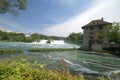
[0,0,120,37]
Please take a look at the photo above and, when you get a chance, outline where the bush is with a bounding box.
[0,59,120,80]
[0,59,85,80]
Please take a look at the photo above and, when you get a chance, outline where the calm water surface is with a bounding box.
[0,42,120,76]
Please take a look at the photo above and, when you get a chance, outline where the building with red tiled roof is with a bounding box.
[82,18,112,50]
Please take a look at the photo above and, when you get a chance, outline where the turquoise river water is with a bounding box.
[0,42,120,76]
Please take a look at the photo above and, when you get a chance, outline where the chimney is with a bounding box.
[101,17,103,21]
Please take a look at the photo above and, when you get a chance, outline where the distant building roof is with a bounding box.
[0,27,2,31]
[82,18,112,28]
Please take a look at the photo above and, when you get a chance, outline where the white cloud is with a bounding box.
[0,18,31,33]
[42,0,120,37]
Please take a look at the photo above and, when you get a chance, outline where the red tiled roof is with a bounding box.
[82,19,112,28]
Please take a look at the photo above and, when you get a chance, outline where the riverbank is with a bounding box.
[103,46,120,57]
[78,47,120,57]
[78,48,110,53]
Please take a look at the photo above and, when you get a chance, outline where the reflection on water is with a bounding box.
[0,42,120,76]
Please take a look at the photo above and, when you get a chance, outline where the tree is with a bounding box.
[0,0,27,16]
[106,22,120,43]
[46,38,52,43]
[66,32,83,44]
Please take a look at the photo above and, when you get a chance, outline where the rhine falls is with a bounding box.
[31,40,79,49]
[32,40,65,45]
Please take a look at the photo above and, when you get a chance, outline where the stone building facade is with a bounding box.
[82,18,112,50]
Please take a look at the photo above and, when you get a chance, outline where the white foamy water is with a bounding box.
[51,40,65,44]
[39,40,47,44]
[32,40,65,45]
[63,58,99,74]
[31,40,79,48]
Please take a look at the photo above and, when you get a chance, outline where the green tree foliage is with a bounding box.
[0,31,25,41]
[50,36,66,40]
[66,32,83,44]
[46,38,52,43]
[0,31,65,42]
[0,0,27,16]
[31,33,48,41]
[106,22,120,43]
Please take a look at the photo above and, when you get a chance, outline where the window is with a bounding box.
[89,32,94,35]
[98,36,103,39]
[90,27,93,30]
[89,27,93,30]
[92,41,95,44]
[89,36,93,40]
[97,41,102,44]
[99,26,103,29]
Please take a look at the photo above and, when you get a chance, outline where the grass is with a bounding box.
[28,48,76,52]
[0,49,23,54]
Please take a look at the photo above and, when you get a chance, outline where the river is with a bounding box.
[0,42,120,77]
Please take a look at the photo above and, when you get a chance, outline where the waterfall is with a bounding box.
[32,40,65,45]
[51,40,65,44]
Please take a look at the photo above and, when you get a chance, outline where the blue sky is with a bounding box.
[0,0,120,37]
